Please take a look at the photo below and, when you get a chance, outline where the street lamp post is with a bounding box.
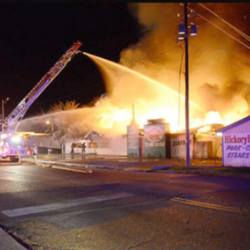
[1,97,9,132]
[45,120,54,133]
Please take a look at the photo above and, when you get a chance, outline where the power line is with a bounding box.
[198,3,250,42]
[187,5,250,51]
[178,45,184,130]
[196,12,250,50]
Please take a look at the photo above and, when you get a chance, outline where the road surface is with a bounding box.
[0,160,250,250]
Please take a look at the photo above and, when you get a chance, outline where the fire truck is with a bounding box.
[0,41,82,162]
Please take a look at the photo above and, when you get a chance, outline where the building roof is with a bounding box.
[84,130,101,139]
[171,125,206,135]
[216,115,250,133]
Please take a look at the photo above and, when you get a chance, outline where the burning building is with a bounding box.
[19,3,250,159]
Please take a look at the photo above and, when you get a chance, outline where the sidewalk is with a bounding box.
[22,154,250,178]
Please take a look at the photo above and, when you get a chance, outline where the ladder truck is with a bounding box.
[0,41,82,162]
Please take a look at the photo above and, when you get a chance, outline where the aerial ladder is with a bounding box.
[4,41,82,133]
[0,41,82,162]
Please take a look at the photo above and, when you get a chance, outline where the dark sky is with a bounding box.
[0,3,140,118]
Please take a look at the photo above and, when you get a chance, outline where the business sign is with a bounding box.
[144,125,165,147]
[170,134,193,159]
[143,123,169,158]
[127,125,139,149]
[127,125,141,156]
[223,133,250,167]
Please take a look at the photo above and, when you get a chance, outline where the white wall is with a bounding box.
[29,135,60,148]
[63,136,127,156]
[223,132,250,167]
[170,134,194,159]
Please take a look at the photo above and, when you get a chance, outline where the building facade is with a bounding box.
[216,115,250,167]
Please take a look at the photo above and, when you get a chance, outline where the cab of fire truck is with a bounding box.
[0,132,31,162]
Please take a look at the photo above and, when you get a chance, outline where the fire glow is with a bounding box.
[79,2,250,134]
[19,3,250,139]
[84,52,228,134]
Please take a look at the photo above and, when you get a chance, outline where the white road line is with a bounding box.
[2,192,134,217]
[0,177,38,182]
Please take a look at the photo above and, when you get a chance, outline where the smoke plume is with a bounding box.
[19,3,250,141]
[119,3,250,124]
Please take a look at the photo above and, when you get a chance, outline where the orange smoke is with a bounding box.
[19,3,250,139]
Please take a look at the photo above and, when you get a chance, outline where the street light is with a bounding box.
[2,97,9,121]
[1,97,9,132]
[45,120,54,133]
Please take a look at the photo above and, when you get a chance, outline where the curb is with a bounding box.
[0,228,28,250]
[22,158,175,172]
[21,158,250,178]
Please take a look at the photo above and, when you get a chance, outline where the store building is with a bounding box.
[170,124,223,160]
[216,115,250,167]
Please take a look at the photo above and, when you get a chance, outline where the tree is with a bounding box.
[49,100,81,112]
[36,100,81,115]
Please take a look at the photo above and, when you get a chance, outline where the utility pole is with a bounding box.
[184,2,190,167]
[177,3,197,167]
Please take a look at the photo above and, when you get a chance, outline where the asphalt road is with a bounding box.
[0,160,250,250]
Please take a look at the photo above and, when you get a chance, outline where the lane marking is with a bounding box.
[2,192,133,217]
[170,197,249,214]
[0,176,38,182]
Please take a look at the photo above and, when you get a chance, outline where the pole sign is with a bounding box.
[144,124,168,158]
[127,125,140,156]
[223,133,250,167]
[144,125,165,147]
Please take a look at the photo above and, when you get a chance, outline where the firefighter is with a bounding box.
[70,143,75,154]
[82,143,86,155]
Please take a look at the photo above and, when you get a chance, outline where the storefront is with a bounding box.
[216,115,250,167]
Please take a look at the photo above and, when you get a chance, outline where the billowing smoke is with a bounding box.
[119,3,250,124]
[19,3,250,142]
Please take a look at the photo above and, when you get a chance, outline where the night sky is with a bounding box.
[2,3,250,125]
[0,3,140,118]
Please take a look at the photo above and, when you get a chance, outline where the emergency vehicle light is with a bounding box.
[11,136,22,143]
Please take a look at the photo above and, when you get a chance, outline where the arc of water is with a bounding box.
[83,52,204,112]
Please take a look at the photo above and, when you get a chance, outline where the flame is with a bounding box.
[98,108,131,131]
[18,3,250,140]
[204,111,222,125]
[80,52,248,135]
